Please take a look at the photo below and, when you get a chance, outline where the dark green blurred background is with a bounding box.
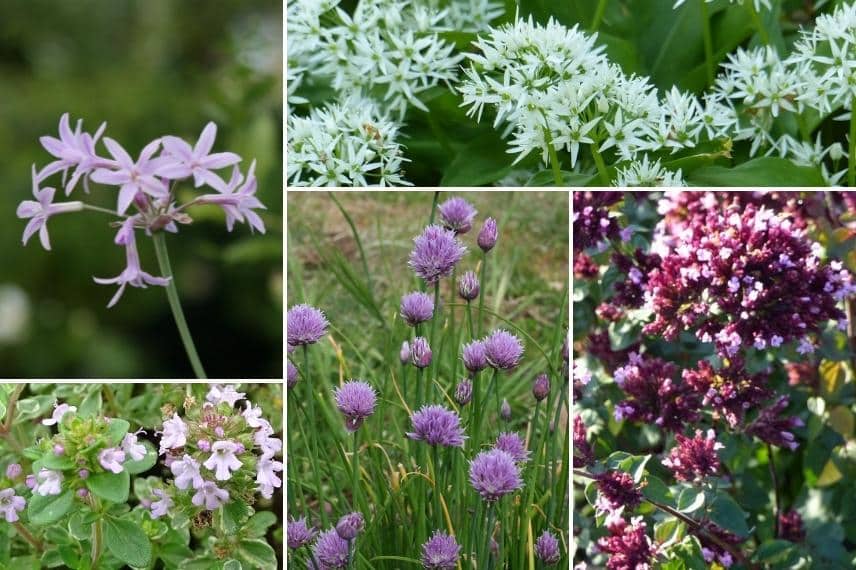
[0,0,283,378]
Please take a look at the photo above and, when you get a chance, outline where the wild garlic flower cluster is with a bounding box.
[425,0,504,32]
[18,114,265,307]
[613,155,686,187]
[152,384,282,519]
[287,96,410,187]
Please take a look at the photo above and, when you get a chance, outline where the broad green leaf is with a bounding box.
[676,486,705,514]
[179,556,220,570]
[708,493,750,537]
[654,518,685,546]
[15,396,55,422]
[242,511,277,538]
[159,541,195,567]
[828,406,854,440]
[753,539,797,564]
[221,499,252,535]
[819,360,849,399]
[642,475,672,505]
[608,320,641,352]
[87,471,130,503]
[78,389,102,418]
[817,458,843,487]
[122,441,158,475]
[525,170,595,187]
[687,157,826,187]
[618,454,651,483]
[105,419,130,446]
[41,453,75,471]
[238,539,277,570]
[104,517,152,568]
[440,133,513,187]
[28,491,73,525]
[222,560,242,570]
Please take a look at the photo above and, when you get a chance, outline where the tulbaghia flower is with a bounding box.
[662,429,724,483]
[477,217,498,252]
[535,530,561,565]
[0,489,26,523]
[494,432,530,464]
[335,512,365,540]
[256,454,284,499]
[469,449,524,502]
[533,373,551,402]
[98,447,125,474]
[42,402,77,426]
[206,384,246,407]
[407,405,467,447]
[421,530,461,569]
[408,225,467,284]
[287,360,298,389]
[400,292,435,326]
[574,415,595,468]
[197,161,266,233]
[90,138,168,214]
[746,396,804,450]
[38,113,109,194]
[438,197,477,234]
[595,471,642,515]
[159,415,188,454]
[191,481,230,510]
[149,488,173,519]
[462,340,488,372]
[122,432,147,462]
[288,516,317,549]
[287,304,329,346]
[204,441,244,480]
[597,517,656,570]
[171,454,204,490]
[484,329,524,370]
[158,122,241,188]
[454,380,472,406]
[34,468,63,496]
[457,270,480,301]
[612,355,700,431]
[411,336,433,369]
[17,166,84,250]
[313,528,350,568]
[333,380,377,432]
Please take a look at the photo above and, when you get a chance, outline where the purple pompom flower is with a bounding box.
[407,405,467,447]
[287,304,329,346]
[400,341,411,364]
[333,381,377,432]
[287,360,298,389]
[408,225,466,284]
[469,449,524,502]
[494,432,531,464]
[458,270,480,301]
[411,337,433,369]
[288,517,317,549]
[478,217,498,252]
[438,197,477,234]
[462,340,488,372]
[535,530,561,565]
[454,380,472,406]
[484,329,524,370]
[421,530,461,569]
[335,512,365,540]
[313,529,350,569]
[533,373,551,402]
[400,292,435,326]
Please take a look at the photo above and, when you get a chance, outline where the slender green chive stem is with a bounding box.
[590,143,610,186]
[287,397,308,517]
[850,97,856,187]
[303,345,329,527]
[307,548,321,570]
[13,522,42,552]
[477,250,488,336]
[152,232,207,379]
[466,301,474,340]
[700,0,714,85]
[543,127,565,186]
[352,430,360,510]
[517,399,544,570]
[470,370,481,449]
[429,191,440,226]
[479,502,496,567]
[746,2,770,45]
[591,0,608,31]
[416,367,424,410]
[429,280,441,401]
[347,539,354,570]
[432,445,442,527]
[481,369,499,437]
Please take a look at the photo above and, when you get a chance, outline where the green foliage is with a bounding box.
[104,517,152,568]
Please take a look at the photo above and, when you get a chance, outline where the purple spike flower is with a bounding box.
[411,337,433,369]
[408,225,466,284]
[313,529,350,568]
[335,512,365,540]
[400,292,435,326]
[663,429,724,483]
[469,449,523,502]
[535,530,561,565]
[333,381,377,432]
[288,517,317,549]
[478,217,498,252]
[438,197,477,234]
[494,432,531,464]
[746,395,803,450]
[462,340,488,372]
[421,530,461,569]
[287,304,329,346]
[484,329,524,370]
[287,361,298,390]
[407,405,467,447]
[532,373,551,402]
[457,270,480,301]
[454,380,472,406]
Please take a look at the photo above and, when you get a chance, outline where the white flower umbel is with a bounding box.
[427,0,504,31]
[287,95,411,187]
[776,134,847,185]
[613,155,687,187]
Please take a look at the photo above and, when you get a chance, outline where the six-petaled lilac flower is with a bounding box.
[287,304,329,346]
[333,380,377,432]
[314,528,350,569]
[149,488,173,519]
[494,432,531,464]
[191,480,230,510]
[469,449,524,502]
[90,138,169,214]
[407,405,467,447]
[535,530,561,565]
[458,270,480,301]
[17,166,84,250]
[204,440,243,480]
[197,160,266,233]
[477,217,498,252]
[98,447,125,474]
[159,122,242,188]
[42,402,77,426]
[0,489,25,523]
[438,197,477,234]
[421,530,461,569]
[411,336,433,368]
[484,329,524,370]
[400,292,435,326]
[288,517,317,549]
[335,512,365,540]
[462,340,488,372]
[38,113,110,194]
[408,225,467,284]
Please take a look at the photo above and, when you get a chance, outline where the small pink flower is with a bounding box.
[203,441,243,481]
[205,384,246,407]
[150,489,173,519]
[242,402,264,428]
[256,454,283,499]
[158,122,241,188]
[171,454,204,490]
[34,469,63,496]
[122,432,147,462]
[158,415,188,454]
[191,481,230,510]
[98,447,126,474]
[0,489,26,523]
[42,402,77,426]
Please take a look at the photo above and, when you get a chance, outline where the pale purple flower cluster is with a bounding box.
[469,448,523,502]
[573,191,623,252]
[462,340,488,372]
[595,471,642,516]
[335,512,365,540]
[662,429,724,483]
[535,530,561,565]
[532,373,551,402]
[288,517,318,549]
[494,432,530,464]
[438,197,477,235]
[400,292,435,326]
[457,270,480,301]
[408,225,467,284]
[20,114,265,306]
[313,529,350,568]
[454,380,472,406]
[288,304,329,346]
[483,329,525,370]
[421,530,461,569]
[477,217,498,252]
[407,405,467,448]
[596,517,656,570]
[411,337,433,369]
[746,396,804,450]
[333,380,377,432]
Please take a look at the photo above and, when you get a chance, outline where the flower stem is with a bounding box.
[91,514,103,567]
[303,345,329,527]
[466,301,474,340]
[768,444,781,538]
[849,97,856,187]
[151,232,207,379]
[477,251,488,337]
[591,0,608,31]
[13,522,42,552]
[82,203,123,217]
[746,2,770,45]
[352,430,360,511]
[700,0,714,85]
[543,127,565,186]
[590,144,610,186]
[479,503,496,567]
[1,384,24,434]
[432,445,442,528]
[428,280,441,401]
